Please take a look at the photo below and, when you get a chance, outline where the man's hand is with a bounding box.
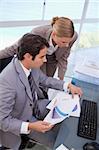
[28,121,53,133]
[68,83,83,98]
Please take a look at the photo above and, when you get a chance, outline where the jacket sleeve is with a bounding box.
[0,27,39,59]
[0,28,38,59]
[0,25,49,59]
[0,40,20,59]
[0,77,22,136]
[57,32,78,80]
[57,49,70,80]
[30,25,49,38]
[38,69,65,91]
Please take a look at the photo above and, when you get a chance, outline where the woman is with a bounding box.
[0,16,77,80]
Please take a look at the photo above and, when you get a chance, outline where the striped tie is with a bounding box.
[28,72,40,118]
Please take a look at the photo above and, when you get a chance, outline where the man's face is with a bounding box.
[29,47,47,68]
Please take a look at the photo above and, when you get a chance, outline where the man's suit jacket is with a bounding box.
[0,25,78,79]
[0,57,64,149]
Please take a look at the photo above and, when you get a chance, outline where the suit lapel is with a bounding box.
[19,73,33,102]
[14,57,33,102]
[55,47,66,59]
[31,71,46,99]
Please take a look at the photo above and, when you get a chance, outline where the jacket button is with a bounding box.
[30,103,32,107]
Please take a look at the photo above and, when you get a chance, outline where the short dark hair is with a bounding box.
[17,33,49,60]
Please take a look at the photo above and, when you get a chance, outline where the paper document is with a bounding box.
[44,106,66,125]
[74,58,99,78]
[56,144,69,150]
[44,91,80,125]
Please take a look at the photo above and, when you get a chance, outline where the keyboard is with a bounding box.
[77,99,97,140]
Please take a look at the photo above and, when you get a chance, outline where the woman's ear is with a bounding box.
[52,31,56,37]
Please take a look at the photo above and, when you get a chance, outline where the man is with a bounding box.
[0,34,82,150]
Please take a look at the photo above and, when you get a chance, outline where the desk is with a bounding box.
[53,79,99,150]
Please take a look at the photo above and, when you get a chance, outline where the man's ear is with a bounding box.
[24,53,32,59]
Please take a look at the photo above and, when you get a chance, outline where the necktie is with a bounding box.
[28,72,40,118]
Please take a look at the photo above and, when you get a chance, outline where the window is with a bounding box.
[44,0,85,19]
[86,1,99,18]
[0,0,43,21]
[0,26,33,49]
[78,23,99,48]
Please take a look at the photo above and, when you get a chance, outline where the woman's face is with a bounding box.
[52,32,72,48]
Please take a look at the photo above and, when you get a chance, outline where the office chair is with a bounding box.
[0,56,13,73]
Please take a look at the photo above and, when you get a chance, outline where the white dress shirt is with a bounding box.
[47,35,58,55]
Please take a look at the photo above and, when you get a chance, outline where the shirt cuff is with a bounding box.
[63,82,69,92]
[20,122,30,134]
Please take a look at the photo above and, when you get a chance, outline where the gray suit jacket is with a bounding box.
[0,57,64,149]
[0,25,78,79]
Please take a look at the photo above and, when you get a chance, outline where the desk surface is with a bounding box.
[53,79,99,150]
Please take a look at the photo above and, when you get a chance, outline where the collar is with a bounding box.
[19,61,31,77]
[49,34,58,49]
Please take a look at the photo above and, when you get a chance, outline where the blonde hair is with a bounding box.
[51,16,74,38]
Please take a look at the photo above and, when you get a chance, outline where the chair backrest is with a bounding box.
[0,56,13,73]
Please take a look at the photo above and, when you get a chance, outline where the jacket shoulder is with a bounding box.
[31,25,52,37]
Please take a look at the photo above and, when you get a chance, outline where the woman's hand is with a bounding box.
[68,83,83,98]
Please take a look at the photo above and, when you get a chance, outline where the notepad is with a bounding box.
[56,144,69,150]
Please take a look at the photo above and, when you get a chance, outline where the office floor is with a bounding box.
[25,144,51,150]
